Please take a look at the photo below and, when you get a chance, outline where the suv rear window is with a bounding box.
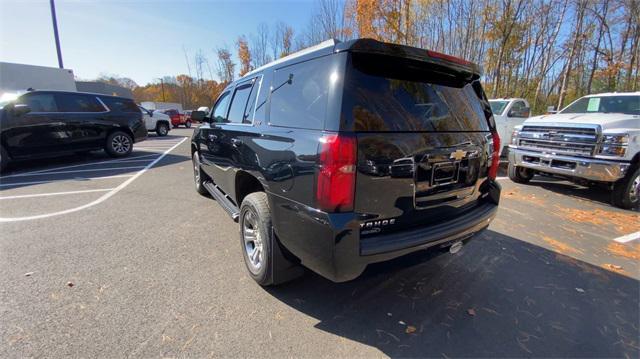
[343,54,490,132]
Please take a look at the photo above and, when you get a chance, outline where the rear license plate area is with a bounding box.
[432,162,459,186]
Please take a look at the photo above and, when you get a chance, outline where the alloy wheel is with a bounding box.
[193,154,201,186]
[111,135,131,154]
[242,210,263,274]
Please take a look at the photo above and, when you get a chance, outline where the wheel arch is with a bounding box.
[235,170,266,207]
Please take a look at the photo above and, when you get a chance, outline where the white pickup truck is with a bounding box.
[489,98,530,156]
[138,106,171,137]
[508,92,640,209]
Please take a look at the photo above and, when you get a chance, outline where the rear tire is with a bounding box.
[240,192,277,286]
[612,167,640,210]
[156,122,169,136]
[105,131,133,158]
[192,151,209,196]
[508,162,534,184]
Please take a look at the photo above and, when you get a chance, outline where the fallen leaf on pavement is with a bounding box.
[405,325,416,334]
[24,272,34,277]
[467,308,476,316]
[575,288,584,293]
[66,282,74,287]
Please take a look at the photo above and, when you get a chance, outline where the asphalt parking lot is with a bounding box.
[1,128,638,358]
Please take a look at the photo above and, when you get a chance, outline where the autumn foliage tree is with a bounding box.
[237,35,253,76]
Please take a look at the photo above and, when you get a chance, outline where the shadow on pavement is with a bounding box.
[0,152,190,191]
[266,230,639,358]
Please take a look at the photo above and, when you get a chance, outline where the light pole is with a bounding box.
[49,0,64,68]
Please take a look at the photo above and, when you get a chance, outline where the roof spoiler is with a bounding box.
[337,38,482,80]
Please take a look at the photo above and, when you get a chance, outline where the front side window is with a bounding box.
[489,100,509,116]
[211,92,230,123]
[561,95,640,115]
[16,93,58,112]
[57,94,105,112]
[226,82,255,124]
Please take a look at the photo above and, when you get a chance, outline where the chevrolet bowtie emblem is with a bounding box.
[450,149,467,161]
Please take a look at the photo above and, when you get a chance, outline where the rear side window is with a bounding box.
[343,54,490,132]
[57,94,106,112]
[269,56,333,129]
[101,97,139,113]
[226,81,255,124]
[17,93,58,112]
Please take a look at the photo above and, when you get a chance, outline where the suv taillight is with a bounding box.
[317,133,356,212]
[488,130,500,180]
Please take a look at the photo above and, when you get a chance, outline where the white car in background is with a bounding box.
[139,106,171,136]
[489,98,531,156]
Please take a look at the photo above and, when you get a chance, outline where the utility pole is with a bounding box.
[159,78,166,102]
[49,0,64,68]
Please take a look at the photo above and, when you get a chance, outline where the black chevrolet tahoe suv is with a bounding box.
[0,90,147,171]
[190,39,501,285]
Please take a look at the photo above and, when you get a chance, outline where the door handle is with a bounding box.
[231,138,243,147]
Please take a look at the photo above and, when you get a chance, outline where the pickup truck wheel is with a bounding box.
[612,167,640,210]
[508,162,533,183]
[156,123,169,136]
[185,120,192,128]
[105,131,133,158]
[192,151,209,196]
[240,192,275,286]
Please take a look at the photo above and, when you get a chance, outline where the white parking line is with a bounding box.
[3,153,160,177]
[613,231,640,243]
[0,174,134,187]
[3,166,146,178]
[0,188,114,200]
[0,137,187,222]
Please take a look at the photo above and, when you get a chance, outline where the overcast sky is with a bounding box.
[0,0,315,85]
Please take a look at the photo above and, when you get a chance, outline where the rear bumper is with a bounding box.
[270,181,500,282]
[508,147,630,182]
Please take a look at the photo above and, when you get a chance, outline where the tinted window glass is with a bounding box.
[57,94,105,112]
[489,100,508,115]
[17,93,58,112]
[211,92,230,123]
[243,77,261,124]
[561,96,640,115]
[101,97,139,113]
[226,83,254,124]
[270,56,332,129]
[343,55,489,132]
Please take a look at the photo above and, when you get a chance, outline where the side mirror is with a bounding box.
[191,110,208,123]
[546,106,557,114]
[13,104,31,116]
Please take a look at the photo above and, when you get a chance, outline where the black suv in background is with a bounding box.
[191,39,501,285]
[0,90,147,171]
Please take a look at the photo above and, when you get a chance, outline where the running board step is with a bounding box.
[203,181,240,221]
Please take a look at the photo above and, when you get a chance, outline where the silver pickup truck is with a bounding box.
[508,92,640,209]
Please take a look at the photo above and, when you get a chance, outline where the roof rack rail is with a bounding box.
[242,39,339,78]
